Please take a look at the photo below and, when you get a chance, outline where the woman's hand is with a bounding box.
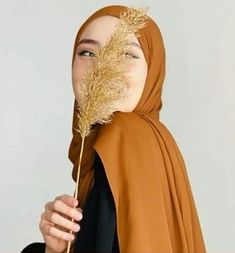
[39,194,83,253]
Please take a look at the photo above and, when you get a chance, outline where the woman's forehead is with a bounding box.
[78,15,140,47]
[79,15,139,44]
[79,16,119,42]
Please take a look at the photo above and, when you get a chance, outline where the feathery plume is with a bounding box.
[74,7,149,137]
[67,7,149,253]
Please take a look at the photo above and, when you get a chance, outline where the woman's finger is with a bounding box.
[45,199,82,221]
[42,221,75,241]
[55,194,78,207]
[43,209,80,233]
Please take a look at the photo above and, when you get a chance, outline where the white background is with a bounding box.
[0,1,234,252]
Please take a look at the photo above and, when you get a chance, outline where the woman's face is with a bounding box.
[72,15,147,112]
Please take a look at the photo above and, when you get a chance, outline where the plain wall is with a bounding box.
[0,0,234,252]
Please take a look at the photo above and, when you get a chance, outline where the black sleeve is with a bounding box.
[20,242,46,253]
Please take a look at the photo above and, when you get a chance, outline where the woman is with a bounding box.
[21,4,207,253]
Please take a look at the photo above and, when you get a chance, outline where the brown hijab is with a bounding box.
[68,5,207,253]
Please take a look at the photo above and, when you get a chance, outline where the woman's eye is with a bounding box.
[78,50,96,57]
[125,52,138,59]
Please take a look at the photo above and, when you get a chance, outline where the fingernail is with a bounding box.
[75,213,82,220]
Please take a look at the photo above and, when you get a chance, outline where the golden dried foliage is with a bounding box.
[74,7,149,138]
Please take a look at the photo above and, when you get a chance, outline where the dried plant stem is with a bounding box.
[65,7,149,253]
[66,135,85,253]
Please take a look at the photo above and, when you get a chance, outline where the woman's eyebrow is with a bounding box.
[77,39,100,46]
[130,42,141,49]
[77,38,141,50]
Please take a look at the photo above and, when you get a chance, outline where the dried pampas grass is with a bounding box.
[75,7,149,137]
[66,7,149,253]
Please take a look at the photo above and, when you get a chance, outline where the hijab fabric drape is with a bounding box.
[68,5,207,253]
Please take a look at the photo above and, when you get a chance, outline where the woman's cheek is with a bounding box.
[126,70,138,89]
[71,81,80,102]
[72,63,86,84]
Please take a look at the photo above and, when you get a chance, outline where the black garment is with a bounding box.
[73,152,119,253]
[20,153,119,253]
[21,242,45,253]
